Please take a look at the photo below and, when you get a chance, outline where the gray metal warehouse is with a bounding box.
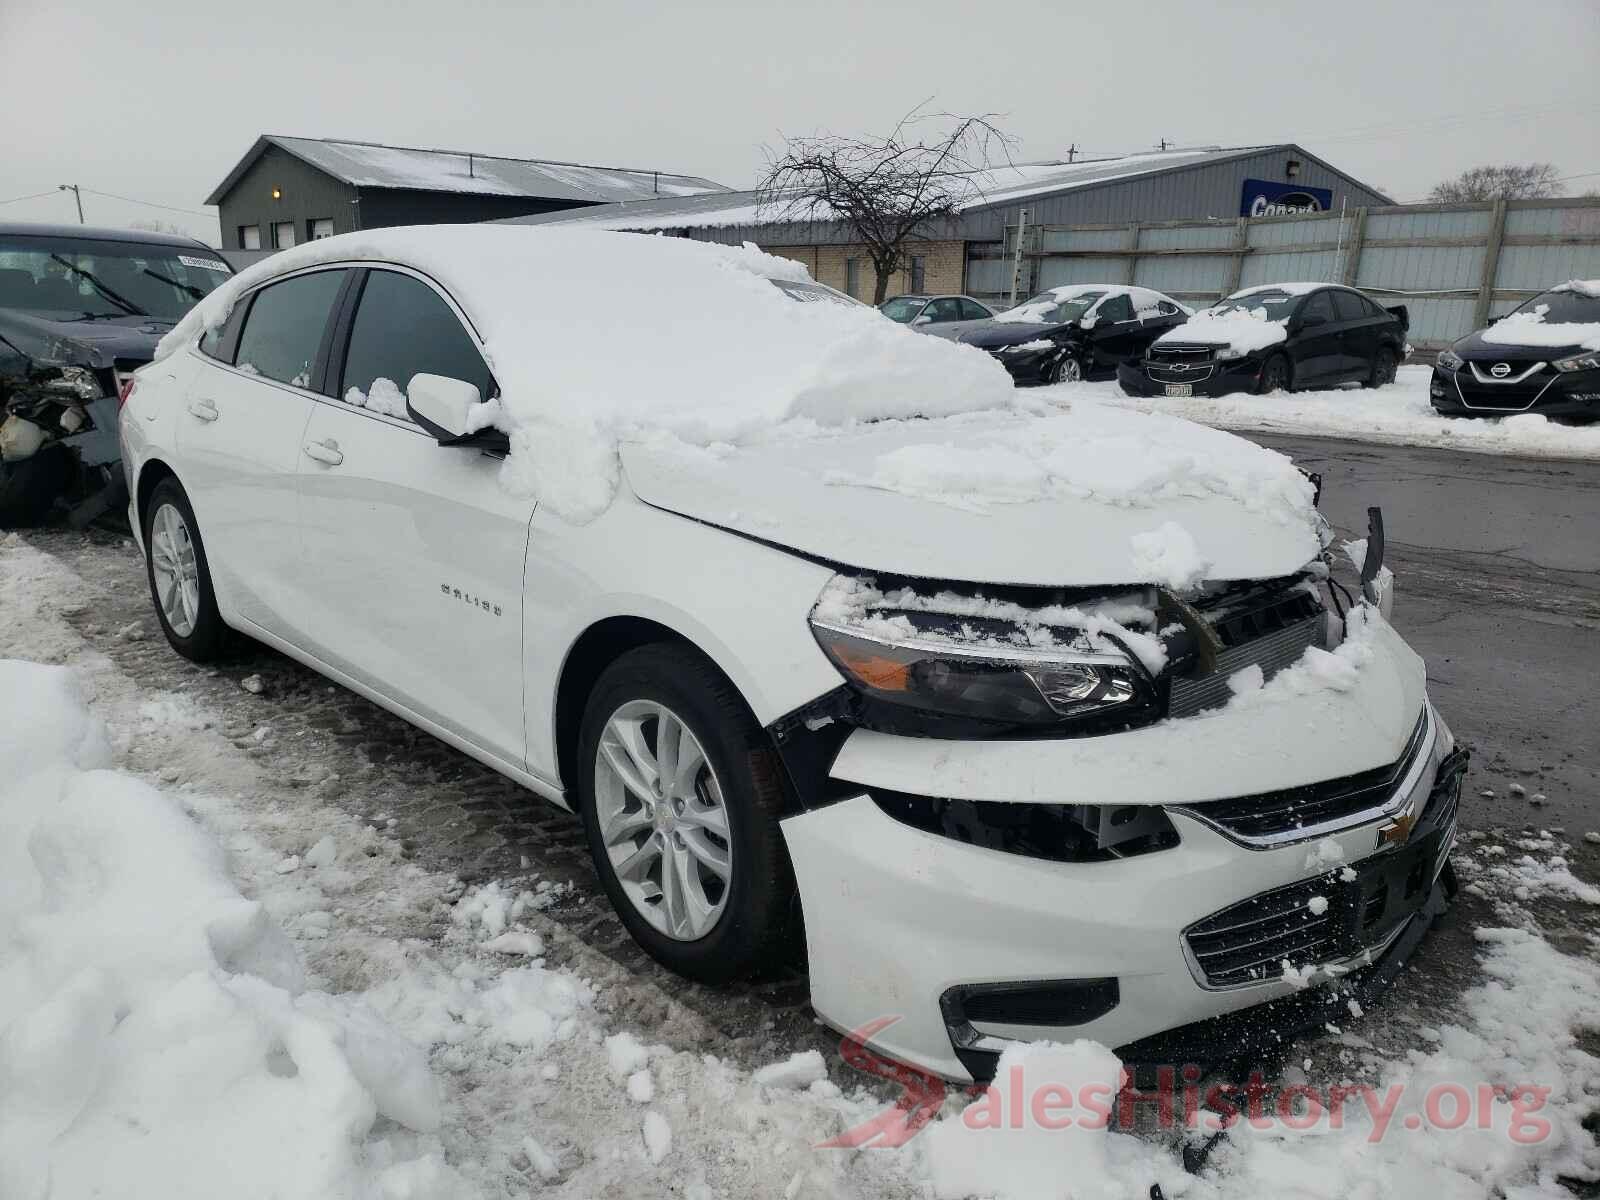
[206,134,728,254]
[506,144,1393,306]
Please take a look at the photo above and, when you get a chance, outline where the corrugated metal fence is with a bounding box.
[966,198,1600,350]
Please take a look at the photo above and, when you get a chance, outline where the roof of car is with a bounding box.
[1230,282,1359,298]
[0,220,214,250]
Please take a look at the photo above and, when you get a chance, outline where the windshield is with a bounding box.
[880,297,927,322]
[1511,290,1600,324]
[768,277,861,308]
[996,290,1104,325]
[0,235,231,322]
[1211,289,1301,322]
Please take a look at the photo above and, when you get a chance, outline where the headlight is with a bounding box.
[810,623,1142,729]
[1436,348,1464,372]
[1214,346,1246,361]
[40,366,104,401]
[1553,352,1600,373]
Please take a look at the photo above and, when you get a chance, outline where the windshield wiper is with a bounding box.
[140,266,207,301]
[49,254,146,317]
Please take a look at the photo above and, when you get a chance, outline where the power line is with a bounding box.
[0,188,63,206]
[78,188,215,218]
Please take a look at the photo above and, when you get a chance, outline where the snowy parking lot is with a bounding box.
[1067,366,1600,460]
[5,448,1600,1199]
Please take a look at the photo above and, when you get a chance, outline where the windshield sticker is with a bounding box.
[178,255,230,273]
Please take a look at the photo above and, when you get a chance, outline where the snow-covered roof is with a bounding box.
[995,285,1190,323]
[507,146,1286,234]
[206,136,728,206]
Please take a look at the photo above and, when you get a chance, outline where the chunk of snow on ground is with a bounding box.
[274,854,301,874]
[303,834,337,868]
[641,1111,671,1163]
[626,1068,654,1103]
[1586,831,1600,845]
[752,1050,828,1090]
[1129,520,1211,589]
[481,931,544,956]
[240,674,264,694]
[605,1031,651,1077]
[521,1135,560,1182]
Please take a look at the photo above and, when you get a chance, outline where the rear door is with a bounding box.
[293,266,533,769]
[1331,288,1378,379]
[177,267,349,636]
[1289,290,1342,385]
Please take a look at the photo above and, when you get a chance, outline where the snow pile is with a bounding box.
[1129,520,1210,590]
[1155,302,1289,355]
[844,402,1318,525]
[1076,366,1600,461]
[156,225,1015,522]
[1482,304,1600,352]
[0,660,455,1200]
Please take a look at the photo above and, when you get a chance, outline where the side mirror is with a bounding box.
[407,373,482,444]
[1299,313,1326,329]
[911,314,933,326]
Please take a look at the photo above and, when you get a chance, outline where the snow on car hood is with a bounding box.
[156,225,1015,523]
[618,400,1322,588]
[1481,304,1600,353]
[1154,303,1287,355]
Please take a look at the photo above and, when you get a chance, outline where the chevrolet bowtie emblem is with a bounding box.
[1377,809,1416,847]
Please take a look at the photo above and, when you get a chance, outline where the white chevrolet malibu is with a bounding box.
[121,226,1464,1081]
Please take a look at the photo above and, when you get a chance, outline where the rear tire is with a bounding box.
[1257,353,1292,395]
[1364,347,1398,388]
[142,477,227,662]
[0,446,72,528]
[577,643,796,984]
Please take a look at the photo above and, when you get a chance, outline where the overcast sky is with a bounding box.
[3,0,1597,245]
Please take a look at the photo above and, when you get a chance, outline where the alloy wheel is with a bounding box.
[593,699,733,941]
[149,502,201,637]
[1054,356,1083,384]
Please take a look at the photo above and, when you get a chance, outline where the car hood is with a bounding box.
[1451,328,1587,359]
[0,308,174,368]
[618,406,1322,589]
[954,320,1069,349]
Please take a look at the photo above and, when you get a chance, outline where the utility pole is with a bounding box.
[1158,138,1170,152]
[58,183,84,223]
[1066,144,1078,163]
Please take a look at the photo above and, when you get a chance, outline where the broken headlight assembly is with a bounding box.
[808,576,1159,736]
[37,365,106,402]
[870,789,1180,862]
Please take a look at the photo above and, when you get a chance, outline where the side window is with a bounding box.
[1299,291,1336,325]
[1363,295,1387,319]
[339,270,492,419]
[924,298,961,322]
[1097,293,1135,323]
[1155,301,1181,317]
[960,298,990,320]
[1331,289,1367,323]
[233,270,347,388]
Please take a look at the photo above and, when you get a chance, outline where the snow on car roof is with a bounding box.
[156,225,1016,521]
[1552,279,1600,298]
[1229,282,1332,298]
[995,285,1188,323]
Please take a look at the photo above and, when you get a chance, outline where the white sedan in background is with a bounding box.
[120,226,1464,1081]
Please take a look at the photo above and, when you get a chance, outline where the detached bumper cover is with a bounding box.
[781,616,1457,1082]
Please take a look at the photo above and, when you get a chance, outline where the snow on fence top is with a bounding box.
[156,225,1018,520]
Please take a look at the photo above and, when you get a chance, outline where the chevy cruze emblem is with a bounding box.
[1167,363,1191,372]
[1377,806,1417,848]
[1490,362,1512,378]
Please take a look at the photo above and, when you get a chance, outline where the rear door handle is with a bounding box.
[302,439,344,466]
[187,399,219,422]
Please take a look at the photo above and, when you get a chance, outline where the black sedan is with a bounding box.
[0,221,231,525]
[1431,283,1600,420]
[935,285,1192,384]
[1117,284,1408,398]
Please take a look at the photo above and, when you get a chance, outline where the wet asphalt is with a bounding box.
[1247,434,1600,834]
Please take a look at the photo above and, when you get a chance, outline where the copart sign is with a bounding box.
[1241,179,1334,217]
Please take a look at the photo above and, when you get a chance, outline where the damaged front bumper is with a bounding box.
[779,609,1462,1083]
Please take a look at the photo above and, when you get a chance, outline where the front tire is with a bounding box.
[577,643,796,983]
[1257,353,1292,395]
[1050,354,1084,385]
[143,477,227,661]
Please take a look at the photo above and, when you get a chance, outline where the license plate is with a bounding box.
[1164,384,1193,397]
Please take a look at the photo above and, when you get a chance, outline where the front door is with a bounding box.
[175,267,347,636]
[1085,292,1145,369]
[1290,290,1343,385]
[293,267,532,768]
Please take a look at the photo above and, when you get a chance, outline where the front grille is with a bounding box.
[1173,710,1430,844]
[1183,875,1341,989]
[1148,362,1215,383]
[1147,344,1214,365]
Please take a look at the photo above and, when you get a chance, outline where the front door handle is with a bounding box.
[187,399,219,422]
[302,439,344,467]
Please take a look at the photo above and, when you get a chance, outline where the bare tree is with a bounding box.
[1427,163,1563,203]
[757,107,1013,304]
